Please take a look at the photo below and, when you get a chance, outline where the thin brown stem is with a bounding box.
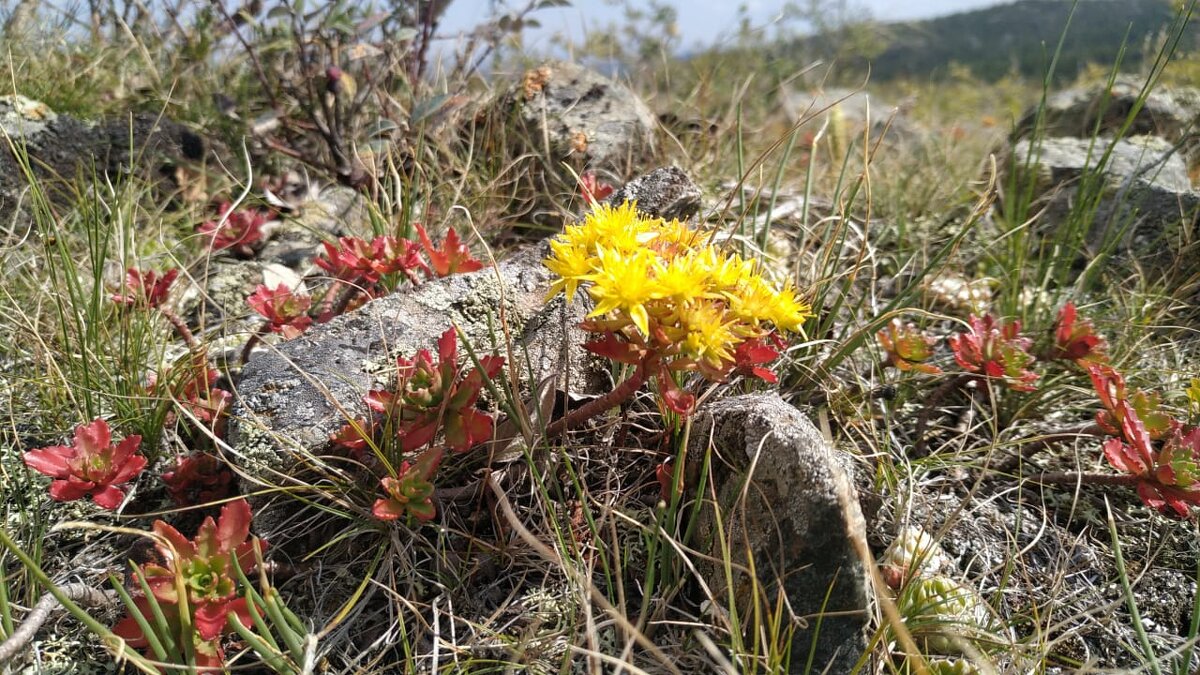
[1029,471,1140,488]
[544,365,647,439]
[913,373,974,456]
[158,306,200,353]
[239,325,267,365]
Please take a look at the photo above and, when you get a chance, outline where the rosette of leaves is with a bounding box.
[880,527,1009,667]
[22,418,147,509]
[948,314,1038,392]
[113,499,264,668]
[878,319,942,374]
[1046,302,1106,364]
[1102,403,1200,517]
[363,328,504,453]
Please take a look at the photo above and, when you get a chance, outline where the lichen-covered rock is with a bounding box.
[228,242,607,482]
[1014,79,1200,166]
[1007,135,1200,260]
[501,61,656,172]
[256,185,365,267]
[602,165,702,221]
[0,95,208,230]
[692,393,870,673]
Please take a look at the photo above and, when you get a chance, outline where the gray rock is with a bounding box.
[493,61,656,173]
[1007,135,1200,259]
[0,95,207,231]
[692,393,870,673]
[1014,79,1200,165]
[602,165,702,221]
[256,185,365,268]
[228,241,608,481]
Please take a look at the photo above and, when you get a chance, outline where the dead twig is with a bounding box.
[0,584,116,666]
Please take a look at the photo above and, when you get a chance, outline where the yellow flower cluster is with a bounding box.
[544,201,810,372]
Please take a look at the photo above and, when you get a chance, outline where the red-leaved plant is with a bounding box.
[372,448,443,522]
[162,453,235,508]
[246,284,313,339]
[1102,404,1200,517]
[112,267,179,309]
[1087,363,1177,441]
[1047,302,1106,364]
[579,171,614,205]
[416,224,484,277]
[198,203,270,257]
[877,319,942,375]
[358,328,503,453]
[948,314,1039,392]
[113,499,264,668]
[23,418,146,509]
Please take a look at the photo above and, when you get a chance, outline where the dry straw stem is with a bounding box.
[0,583,116,666]
[485,471,682,675]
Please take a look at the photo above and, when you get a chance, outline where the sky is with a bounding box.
[440,0,1012,53]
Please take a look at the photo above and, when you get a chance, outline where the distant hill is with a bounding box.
[779,0,1195,83]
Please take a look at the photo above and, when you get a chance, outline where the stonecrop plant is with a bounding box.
[113,499,264,668]
[948,314,1039,392]
[543,201,810,415]
[330,328,504,523]
[23,418,147,510]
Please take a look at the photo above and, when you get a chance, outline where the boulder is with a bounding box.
[1014,79,1200,166]
[1007,135,1200,259]
[691,393,871,673]
[500,61,656,173]
[0,94,207,231]
[228,241,609,481]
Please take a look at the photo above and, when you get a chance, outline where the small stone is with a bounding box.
[602,165,702,222]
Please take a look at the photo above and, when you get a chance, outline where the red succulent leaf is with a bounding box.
[329,418,377,457]
[655,364,695,416]
[948,314,1038,392]
[162,453,234,507]
[1049,302,1106,363]
[247,284,313,338]
[417,224,484,277]
[22,418,146,510]
[877,319,942,375]
[372,448,444,522]
[579,171,615,205]
[731,336,782,383]
[656,460,678,501]
[112,267,179,309]
[198,203,269,256]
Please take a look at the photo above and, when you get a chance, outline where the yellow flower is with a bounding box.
[544,200,812,368]
[543,238,594,300]
[729,276,810,333]
[585,246,659,336]
[652,252,717,304]
[674,300,739,368]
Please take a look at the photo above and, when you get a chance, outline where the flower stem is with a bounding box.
[545,365,647,439]
[1030,471,1140,487]
[240,326,267,365]
[159,307,200,353]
